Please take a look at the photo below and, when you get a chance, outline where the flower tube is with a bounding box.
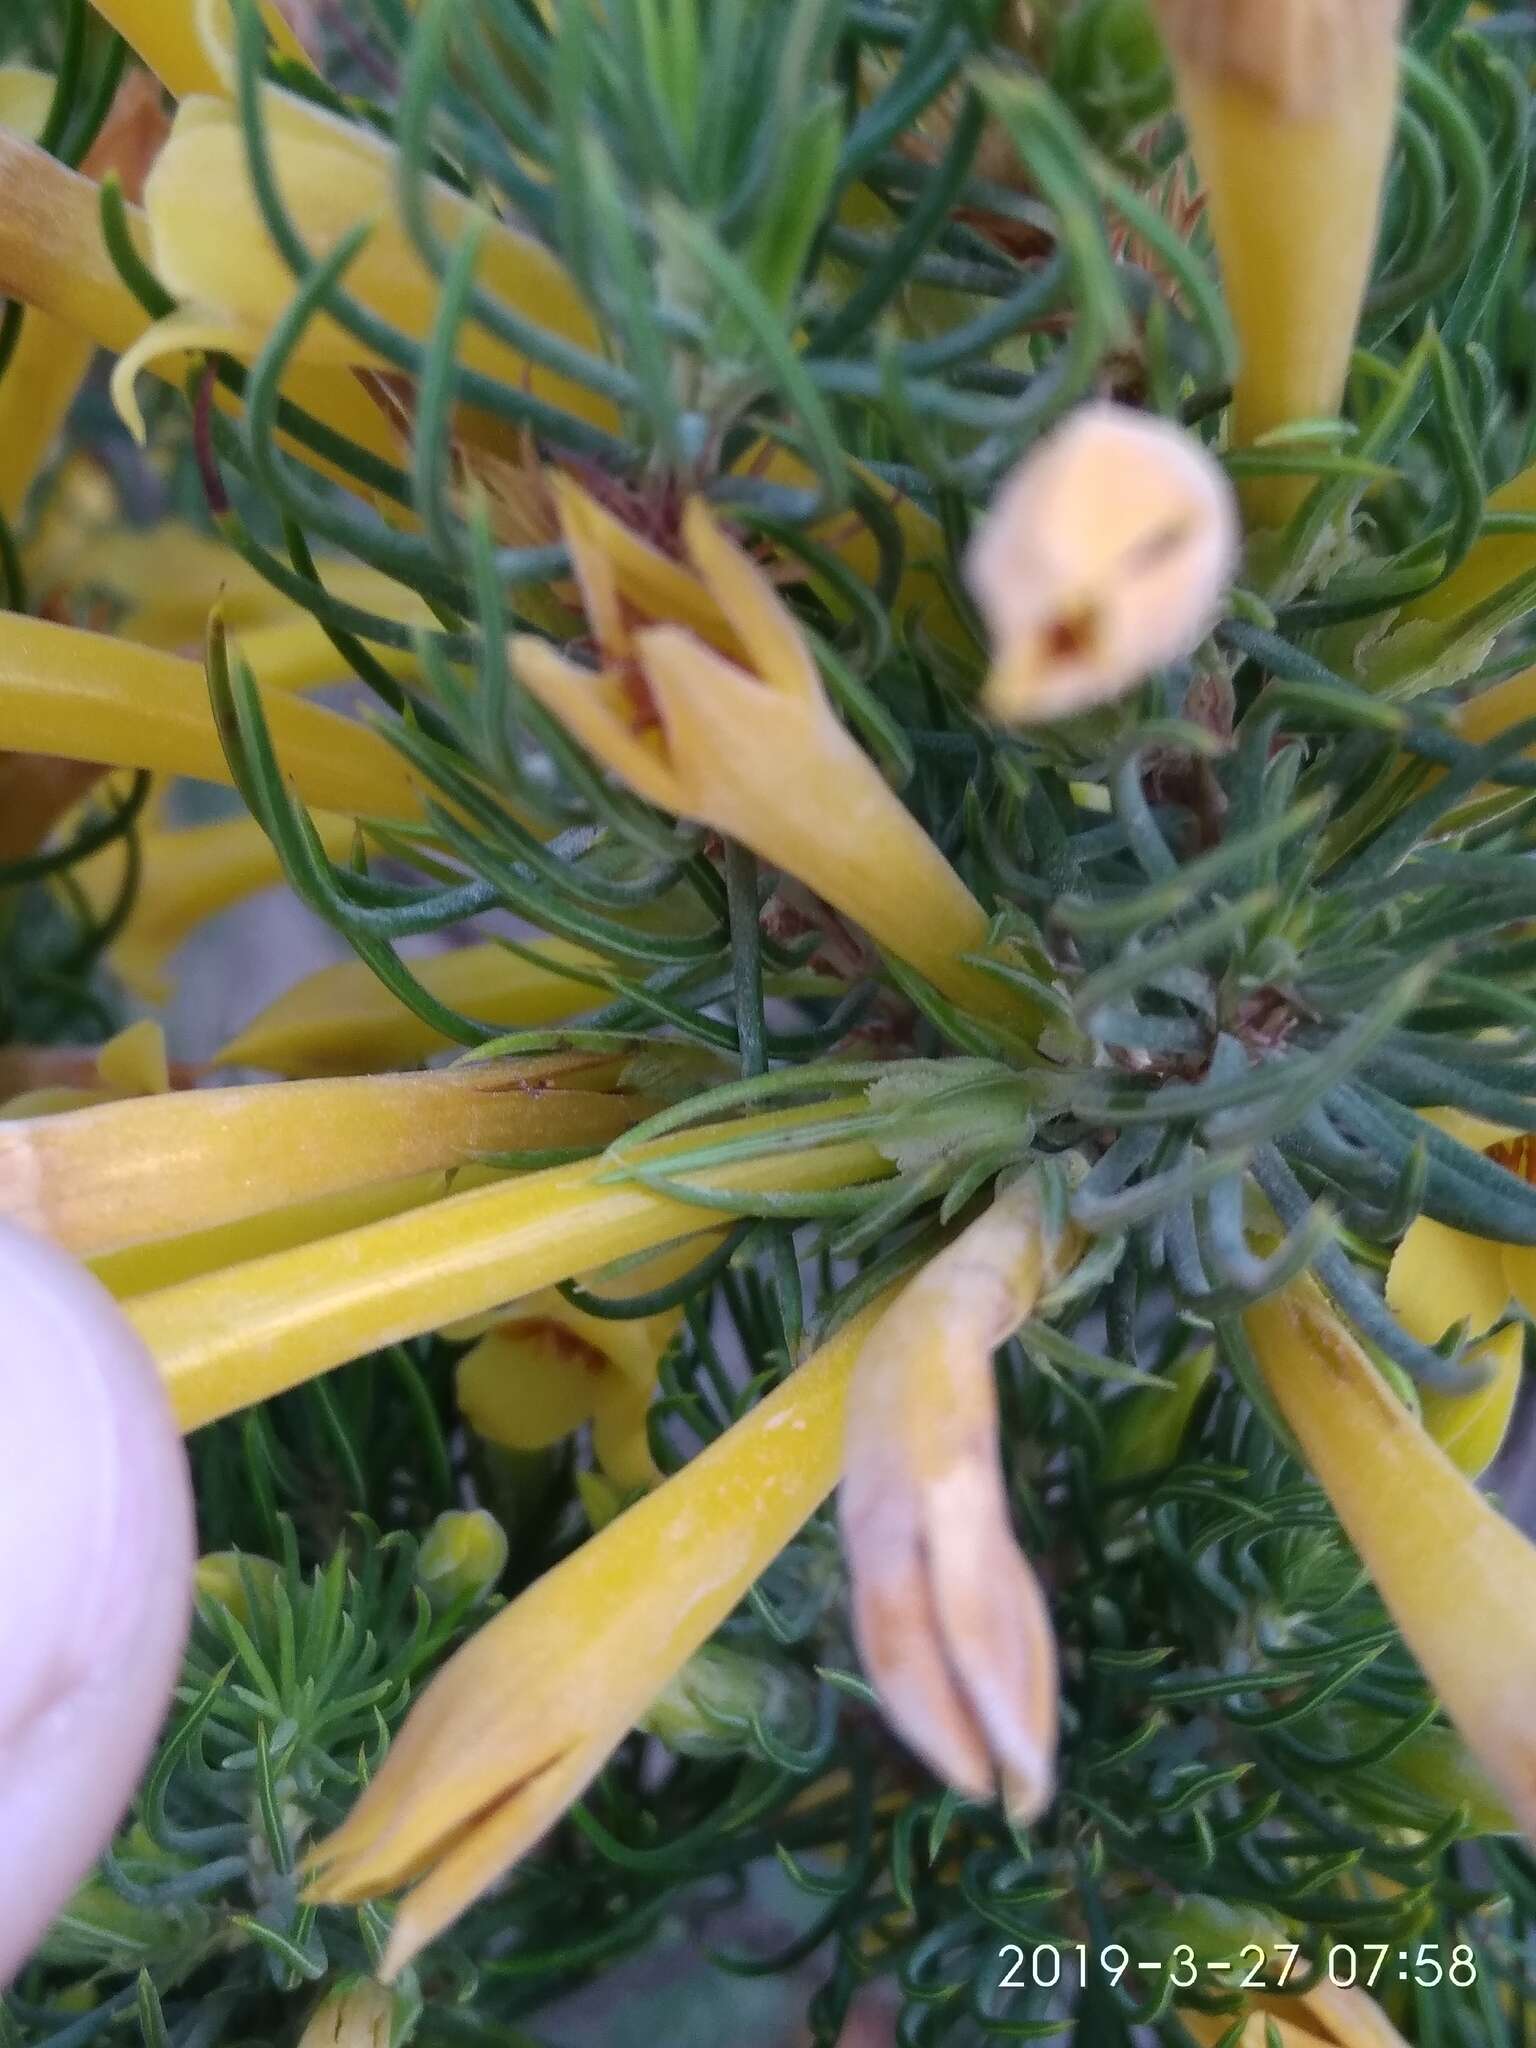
[0,65,165,522]
[1151,0,1405,526]
[306,1291,891,1975]
[26,512,434,660]
[128,1099,891,1431]
[87,0,310,99]
[0,129,407,474]
[841,1177,1077,1816]
[90,1167,504,1301]
[1244,1278,1536,1841]
[0,1054,643,1258]
[0,1221,194,1985]
[112,84,616,442]
[0,614,422,819]
[516,496,1047,1030]
[217,938,608,1075]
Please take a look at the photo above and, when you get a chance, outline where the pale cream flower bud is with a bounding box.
[967,403,1238,723]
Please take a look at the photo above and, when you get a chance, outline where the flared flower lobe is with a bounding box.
[841,1179,1077,1818]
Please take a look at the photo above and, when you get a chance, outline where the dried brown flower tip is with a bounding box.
[1153,0,1406,119]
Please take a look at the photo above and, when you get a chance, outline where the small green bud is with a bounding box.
[35,1880,213,1971]
[415,1508,509,1613]
[1331,1705,1515,1836]
[1100,1345,1215,1483]
[642,1644,816,1760]
[194,1550,282,1632]
[1120,1893,1290,1974]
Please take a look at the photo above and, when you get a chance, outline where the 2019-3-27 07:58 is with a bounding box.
[996,1943,1480,1991]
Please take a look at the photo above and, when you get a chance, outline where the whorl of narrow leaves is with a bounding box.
[4,0,1536,2043]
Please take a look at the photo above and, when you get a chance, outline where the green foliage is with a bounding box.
[10,0,1536,2042]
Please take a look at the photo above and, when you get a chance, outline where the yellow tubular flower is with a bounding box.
[306,1292,892,1975]
[1245,1278,1536,1840]
[1151,0,1406,527]
[0,66,165,520]
[0,614,422,819]
[0,1054,641,1257]
[215,939,608,1075]
[1385,1107,1532,1476]
[1275,1982,1416,2048]
[841,1179,1076,1818]
[72,806,359,1004]
[0,130,406,477]
[232,613,421,695]
[0,130,153,362]
[26,514,434,659]
[91,1168,503,1300]
[129,1101,891,1432]
[516,496,1045,1030]
[87,0,310,99]
[0,312,96,528]
[455,1239,713,1490]
[1399,459,1536,631]
[112,85,616,444]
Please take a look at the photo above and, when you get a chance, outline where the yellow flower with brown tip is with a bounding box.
[306,1291,891,1976]
[1152,0,1406,526]
[966,403,1239,723]
[516,492,1045,1030]
[1244,1277,1536,1842]
[840,1176,1079,1817]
